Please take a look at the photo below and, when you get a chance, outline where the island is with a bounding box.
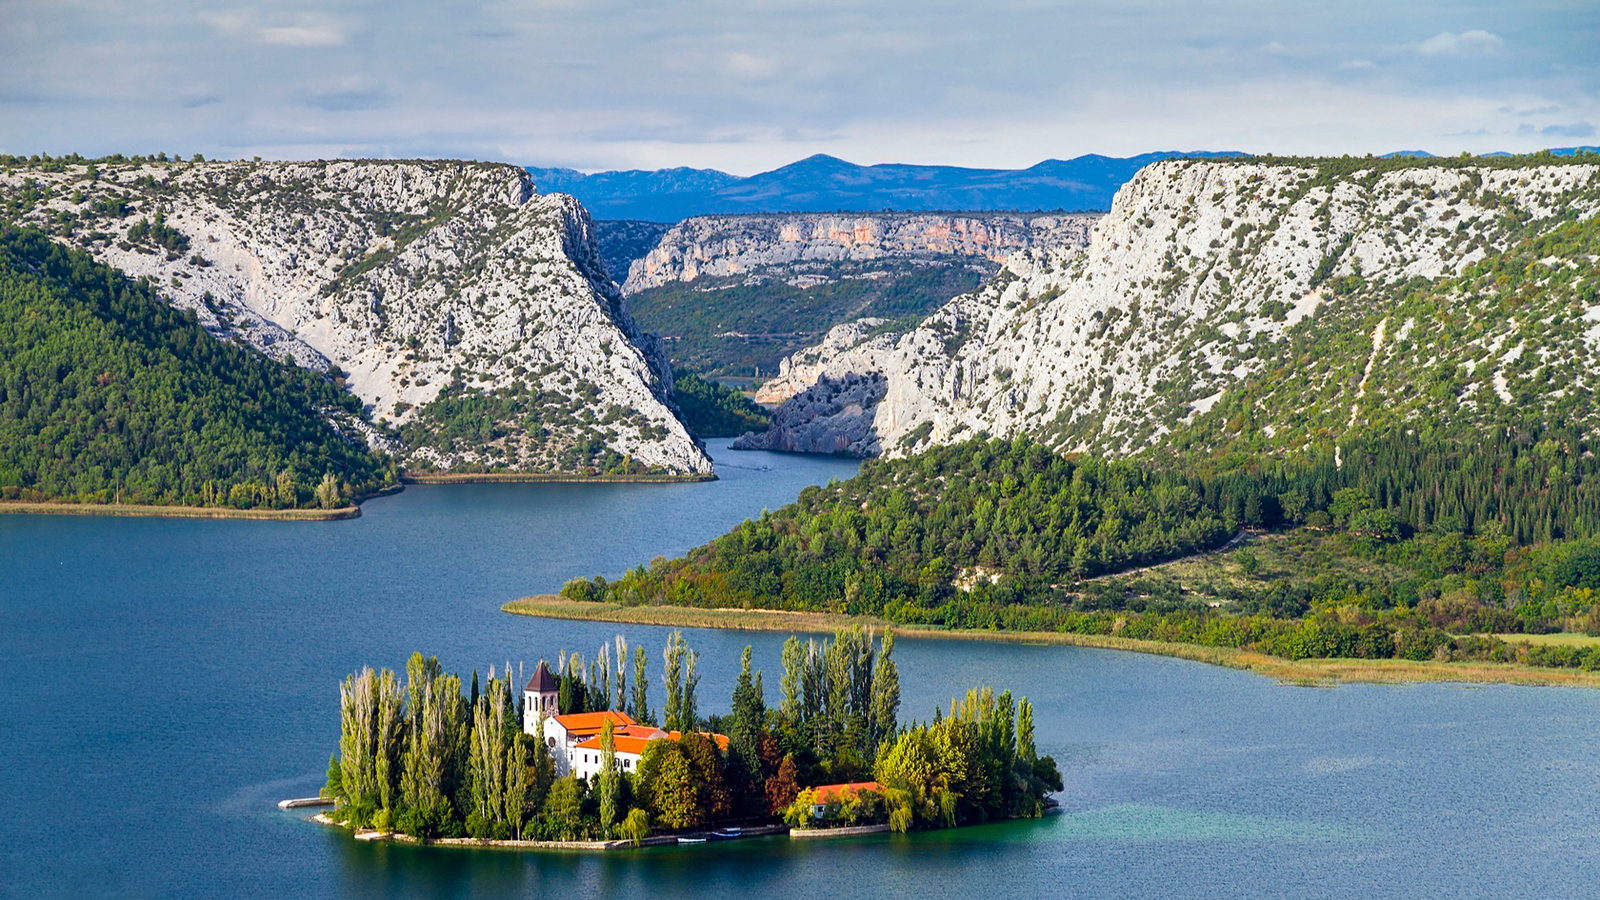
[312,628,1061,846]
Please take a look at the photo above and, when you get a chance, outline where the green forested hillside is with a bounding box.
[629,260,987,376]
[564,430,1600,668]
[0,226,393,508]
[672,371,769,438]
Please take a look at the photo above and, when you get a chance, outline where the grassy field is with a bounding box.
[0,500,361,521]
[503,595,1600,689]
[1093,529,1408,602]
[1491,632,1600,648]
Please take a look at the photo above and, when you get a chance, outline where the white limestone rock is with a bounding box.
[742,159,1600,459]
[622,212,1099,294]
[2,159,711,475]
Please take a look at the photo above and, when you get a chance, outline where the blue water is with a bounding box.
[3,439,1599,898]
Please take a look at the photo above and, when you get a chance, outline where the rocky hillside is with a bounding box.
[735,156,1600,459]
[617,211,1097,376]
[622,211,1096,293]
[0,158,711,476]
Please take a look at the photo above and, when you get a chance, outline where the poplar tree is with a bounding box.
[869,629,901,750]
[505,739,529,839]
[779,635,804,727]
[399,667,461,836]
[630,644,651,724]
[468,679,511,834]
[1016,698,1037,763]
[336,667,403,827]
[662,634,683,731]
[682,645,700,732]
[613,635,629,711]
[728,646,765,812]
[598,718,619,836]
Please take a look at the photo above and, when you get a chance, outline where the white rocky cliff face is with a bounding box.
[622,212,1098,294]
[2,159,712,475]
[736,159,1600,458]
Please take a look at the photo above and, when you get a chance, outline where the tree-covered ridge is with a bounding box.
[629,260,991,377]
[1220,149,1600,177]
[671,372,769,438]
[0,226,392,507]
[565,431,1600,669]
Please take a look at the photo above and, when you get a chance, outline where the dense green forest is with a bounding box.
[0,226,393,508]
[564,431,1600,670]
[629,260,987,376]
[324,632,1058,842]
[672,371,769,438]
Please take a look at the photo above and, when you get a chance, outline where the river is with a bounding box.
[2,439,1597,899]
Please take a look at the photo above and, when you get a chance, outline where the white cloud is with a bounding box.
[1417,29,1503,57]
[1340,59,1378,70]
[202,10,349,48]
[725,51,779,80]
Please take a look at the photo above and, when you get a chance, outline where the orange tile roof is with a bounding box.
[615,725,667,739]
[811,782,881,803]
[668,730,731,751]
[573,735,657,756]
[550,710,635,736]
[573,727,730,754]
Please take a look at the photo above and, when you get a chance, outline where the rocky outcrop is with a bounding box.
[731,372,887,454]
[622,212,1098,293]
[753,319,893,404]
[741,158,1600,459]
[1,159,711,475]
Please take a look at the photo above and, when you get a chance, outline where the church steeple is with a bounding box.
[521,660,559,733]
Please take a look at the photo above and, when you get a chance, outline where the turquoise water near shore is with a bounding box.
[4,439,1600,899]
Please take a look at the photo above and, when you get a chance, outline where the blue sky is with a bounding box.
[1,0,1594,173]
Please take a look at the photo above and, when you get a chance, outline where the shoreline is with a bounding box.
[502,595,1600,689]
[0,500,362,521]
[308,812,788,851]
[400,472,717,485]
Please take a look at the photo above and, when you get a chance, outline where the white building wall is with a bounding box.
[572,749,643,782]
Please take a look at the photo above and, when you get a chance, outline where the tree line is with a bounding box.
[561,429,1600,670]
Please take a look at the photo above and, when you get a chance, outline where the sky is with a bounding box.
[1,0,1596,174]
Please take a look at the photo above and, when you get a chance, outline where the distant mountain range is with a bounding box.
[531,148,1600,222]
[528,152,1244,221]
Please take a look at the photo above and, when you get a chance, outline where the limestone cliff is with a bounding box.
[622,212,1098,294]
[1,159,711,475]
[736,157,1600,459]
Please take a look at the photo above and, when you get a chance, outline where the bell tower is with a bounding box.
[522,660,560,733]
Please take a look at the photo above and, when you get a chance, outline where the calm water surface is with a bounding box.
[3,439,1599,899]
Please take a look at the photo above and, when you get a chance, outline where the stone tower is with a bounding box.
[521,660,559,734]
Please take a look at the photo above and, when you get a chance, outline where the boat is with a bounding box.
[708,828,744,841]
[676,836,707,844]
